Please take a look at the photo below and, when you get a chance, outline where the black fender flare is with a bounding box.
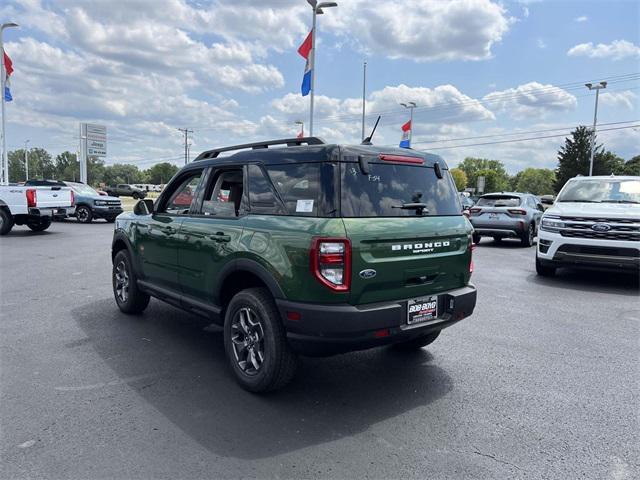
[217,258,285,301]
[111,231,144,278]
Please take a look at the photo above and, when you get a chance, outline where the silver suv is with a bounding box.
[469,192,544,246]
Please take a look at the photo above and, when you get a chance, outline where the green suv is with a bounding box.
[111,137,477,392]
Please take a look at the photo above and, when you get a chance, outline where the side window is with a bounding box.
[265,163,321,216]
[202,169,244,217]
[161,170,203,214]
[247,164,285,215]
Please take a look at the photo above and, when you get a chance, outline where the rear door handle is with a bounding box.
[209,232,231,242]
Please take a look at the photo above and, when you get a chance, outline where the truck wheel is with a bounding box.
[0,209,14,235]
[76,205,93,223]
[224,288,297,393]
[536,255,556,277]
[132,192,140,200]
[112,250,150,314]
[521,223,535,247]
[27,217,52,232]
[392,331,441,351]
[472,233,481,244]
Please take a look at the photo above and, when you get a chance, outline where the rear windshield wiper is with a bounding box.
[600,200,640,204]
[557,199,598,203]
[392,202,430,215]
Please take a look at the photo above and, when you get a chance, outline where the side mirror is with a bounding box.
[133,199,154,215]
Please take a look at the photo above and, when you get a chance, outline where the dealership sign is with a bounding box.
[83,123,107,157]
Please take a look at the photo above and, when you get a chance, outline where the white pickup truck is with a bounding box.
[0,184,75,235]
[536,175,640,276]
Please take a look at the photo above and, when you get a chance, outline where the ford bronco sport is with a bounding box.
[111,137,477,392]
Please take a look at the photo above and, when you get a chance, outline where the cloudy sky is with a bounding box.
[1,0,638,173]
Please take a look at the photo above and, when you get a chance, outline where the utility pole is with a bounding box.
[24,139,29,180]
[306,1,337,136]
[0,22,18,185]
[178,128,193,165]
[585,81,607,176]
[361,61,367,142]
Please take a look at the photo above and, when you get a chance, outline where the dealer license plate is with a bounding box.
[407,296,439,325]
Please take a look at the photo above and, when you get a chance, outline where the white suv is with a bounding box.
[536,176,640,276]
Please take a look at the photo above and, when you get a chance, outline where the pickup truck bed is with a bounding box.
[0,185,75,235]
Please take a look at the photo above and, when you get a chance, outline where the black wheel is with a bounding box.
[132,192,139,200]
[112,250,150,314]
[76,205,93,223]
[27,217,51,232]
[0,208,14,235]
[472,233,481,244]
[224,288,297,393]
[536,255,556,277]
[493,236,503,243]
[392,331,441,351]
[521,223,535,247]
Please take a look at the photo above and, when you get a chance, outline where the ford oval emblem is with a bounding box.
[591,223,611,232]
[359,269,377,279]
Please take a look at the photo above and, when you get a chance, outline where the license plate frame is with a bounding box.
[407,296,439,325]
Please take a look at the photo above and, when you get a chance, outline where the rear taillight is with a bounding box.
[26,189,37,208]
[310,238,351,292]
[469,207,482,214]
[468,236,475,275]
[508,209,527,215]
[70,189,75,206]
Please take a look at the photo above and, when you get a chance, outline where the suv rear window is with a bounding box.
[340,162,460,217]
[476,195,521,207]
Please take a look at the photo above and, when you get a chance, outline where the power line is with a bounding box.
[413,124,639,151]
[177,128,193,165]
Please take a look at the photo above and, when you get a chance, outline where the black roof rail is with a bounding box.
[194,136,327,161]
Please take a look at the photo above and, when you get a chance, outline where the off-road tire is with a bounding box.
[224,287,297,393]
[392,331,441,351]
[112,249,150,314]
[536,255,556,277]
[76,205,93,224]
[27,217,52,232]
[521,223,535,247]
[0,208,14,235]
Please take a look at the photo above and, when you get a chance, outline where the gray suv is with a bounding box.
[469,192,544,246]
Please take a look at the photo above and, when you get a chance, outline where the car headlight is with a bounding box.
[95,200,107,206]
[541,216,565,230]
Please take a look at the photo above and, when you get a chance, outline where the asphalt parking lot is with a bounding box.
[1,220,638,480]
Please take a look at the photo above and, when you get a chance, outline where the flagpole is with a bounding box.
[0,23,18,185]
[361,60,367,142]
[309,8,317,136]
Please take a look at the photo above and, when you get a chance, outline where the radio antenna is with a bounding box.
[361,116,381,145]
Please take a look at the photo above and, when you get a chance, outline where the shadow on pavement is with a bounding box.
[529,268,639,295]
[73,299,453,460]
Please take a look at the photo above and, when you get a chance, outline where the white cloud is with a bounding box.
[483,82,577,119]
[599,91,638,110]
[323,0,514,62]
[567,40,640,60]
[537,39,547,49]
[574,16,588,23]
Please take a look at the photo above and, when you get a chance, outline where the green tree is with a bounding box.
[54,151,79,181]
[145,162,179,185]
[103,163,143,185]
[449,168,467,191]
[515,168,556,195]
[15,148,55,180]
[623,155,640,175]
[8,149,26,182]
[554,126,626,192]
[457,157,509,193]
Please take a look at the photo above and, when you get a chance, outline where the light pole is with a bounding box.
[400,102,417,144]
[1,22,18,185]
[24,139,29,181]
[306,0,337,136]
[585,81,607,176]
[361,61,367,141]
[295,120,304,138]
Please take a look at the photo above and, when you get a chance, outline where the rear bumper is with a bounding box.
[28,207,74,218]
[276,285,477,356]
[471,219,526,238]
